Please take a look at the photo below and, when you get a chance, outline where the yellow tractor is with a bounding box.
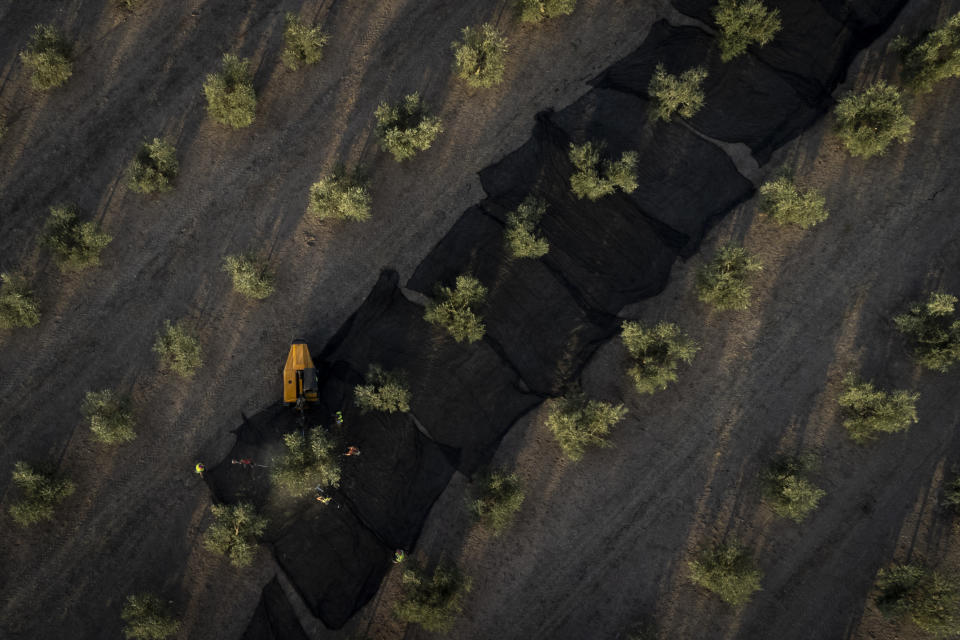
[283,339,319,409]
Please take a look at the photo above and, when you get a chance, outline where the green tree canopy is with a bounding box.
[9,461,75,527]
[82,389,136,445]
[374,93,444,161]
[121,594,181,640]
[394,563,472,632]
[896,11,960,93]
[688,541,763,606]
[354,364,411,413]
[222,253,275,300]
[838,373,919,443]
[127,139,179,194]
[894,292,960,372]
[0,273,41,329]
[153,319,203,378]
[424,274,488,343]
[758,176,829,229]
[452,23,508,88]
[760,454,826,523]
[203,54,256,128]
[834,81,914,158]
[40,204,112,271]
[282,13,328,71]
[649,63,708,121]
[504,195,549,259]
[621,320,700,394]
[21,24,73,90]
[271,427,341,497]
[695,244,763,311]
[875,564,960,637]
[469,470,525,535]
[517,0,577,23]
[307,165,372,222]
[568,141,638,201]
[203,503,267,568]
[546,391,627,461]
[712,0,781,62]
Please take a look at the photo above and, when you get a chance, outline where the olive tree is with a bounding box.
[895,11,960,93]
[203,503,267,568]
[153,320,203,378]
[568,141,638,201]
[649,63,708,122]
[40,204,112,271]
[758,176,828,229]
[621,320,699,394]
[354,364,411,413]
[307,166,371,222]
[424,274,487,343]
[0,273,41,329]
[394,562,472,632]
[834,81,914,158]
[203,54,256,128]
[9,461,75,527]
[452,23,508,88]
[222,253,274,300]
[874,564,960,637]
[894,292,960,372]
[838,373,918,443]
[688,541,763,606]
[517,0,576,23]
[271,427,341,497]
[760,454,826,523]
[21,24,73,90]
[712,0,782,62]
[82,389,136,445]
[127,139,179,194]
[374,93,444,161]
[121,594,181,640]
[469,470,525,535]
[695,244,763,311]
[281,13,328,71]
[546,391,627,461]
[504,195,549,259]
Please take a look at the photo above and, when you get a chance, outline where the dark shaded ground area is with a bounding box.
[229,0,910,634]
[241,577,309,640]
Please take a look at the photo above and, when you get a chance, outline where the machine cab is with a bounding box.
[283,339,319,405]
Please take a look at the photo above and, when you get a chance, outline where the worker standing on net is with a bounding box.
[194,462,205,477]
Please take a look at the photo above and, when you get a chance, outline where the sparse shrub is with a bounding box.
[307,166,372,222]
[222,253,274,300]
[127,139,179,194]
[9,461,75,527]
[374,93,444,161]
[895,12,960,93]
[20,24,73,91]
[504,195,549,259]
[758,176,828,229]
[282,13,328,71]
[121,594,180,640]
[695,244,763,311]
[760,454,825,523]
[203,54,256,129]
[423,274,487,343]
[271,426,341,497]
[712,0,782,62]
[568,141,638,201]
[40,204,112,271]
[943,475,960,512]
[834,82,914,158]
[82,389,136,445]
[394,562,472,632]
[153,320,203,378]
[874,564,960,637]
[469,470,525,534]
[452,23,508,89]
[620,320,699,394]
[688,541,763,606]
[0,273,41,329]
[894,292,960,372]
[517,0,576,23]
[546,391,628,461]
[354,364,410,413]
[203,503,267,568]
[649,63,708,121]
[838,373,919,443]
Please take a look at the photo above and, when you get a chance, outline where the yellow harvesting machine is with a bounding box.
[283,339,319,407]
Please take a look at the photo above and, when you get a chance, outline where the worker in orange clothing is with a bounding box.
[345,446,361,457]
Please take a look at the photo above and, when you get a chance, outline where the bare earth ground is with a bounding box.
[0,1,674,638]
[342,1,960,639]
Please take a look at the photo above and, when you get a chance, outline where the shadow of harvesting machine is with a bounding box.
[283,339,319,411]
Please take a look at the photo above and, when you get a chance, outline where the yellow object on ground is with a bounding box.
[283,339,319,405]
